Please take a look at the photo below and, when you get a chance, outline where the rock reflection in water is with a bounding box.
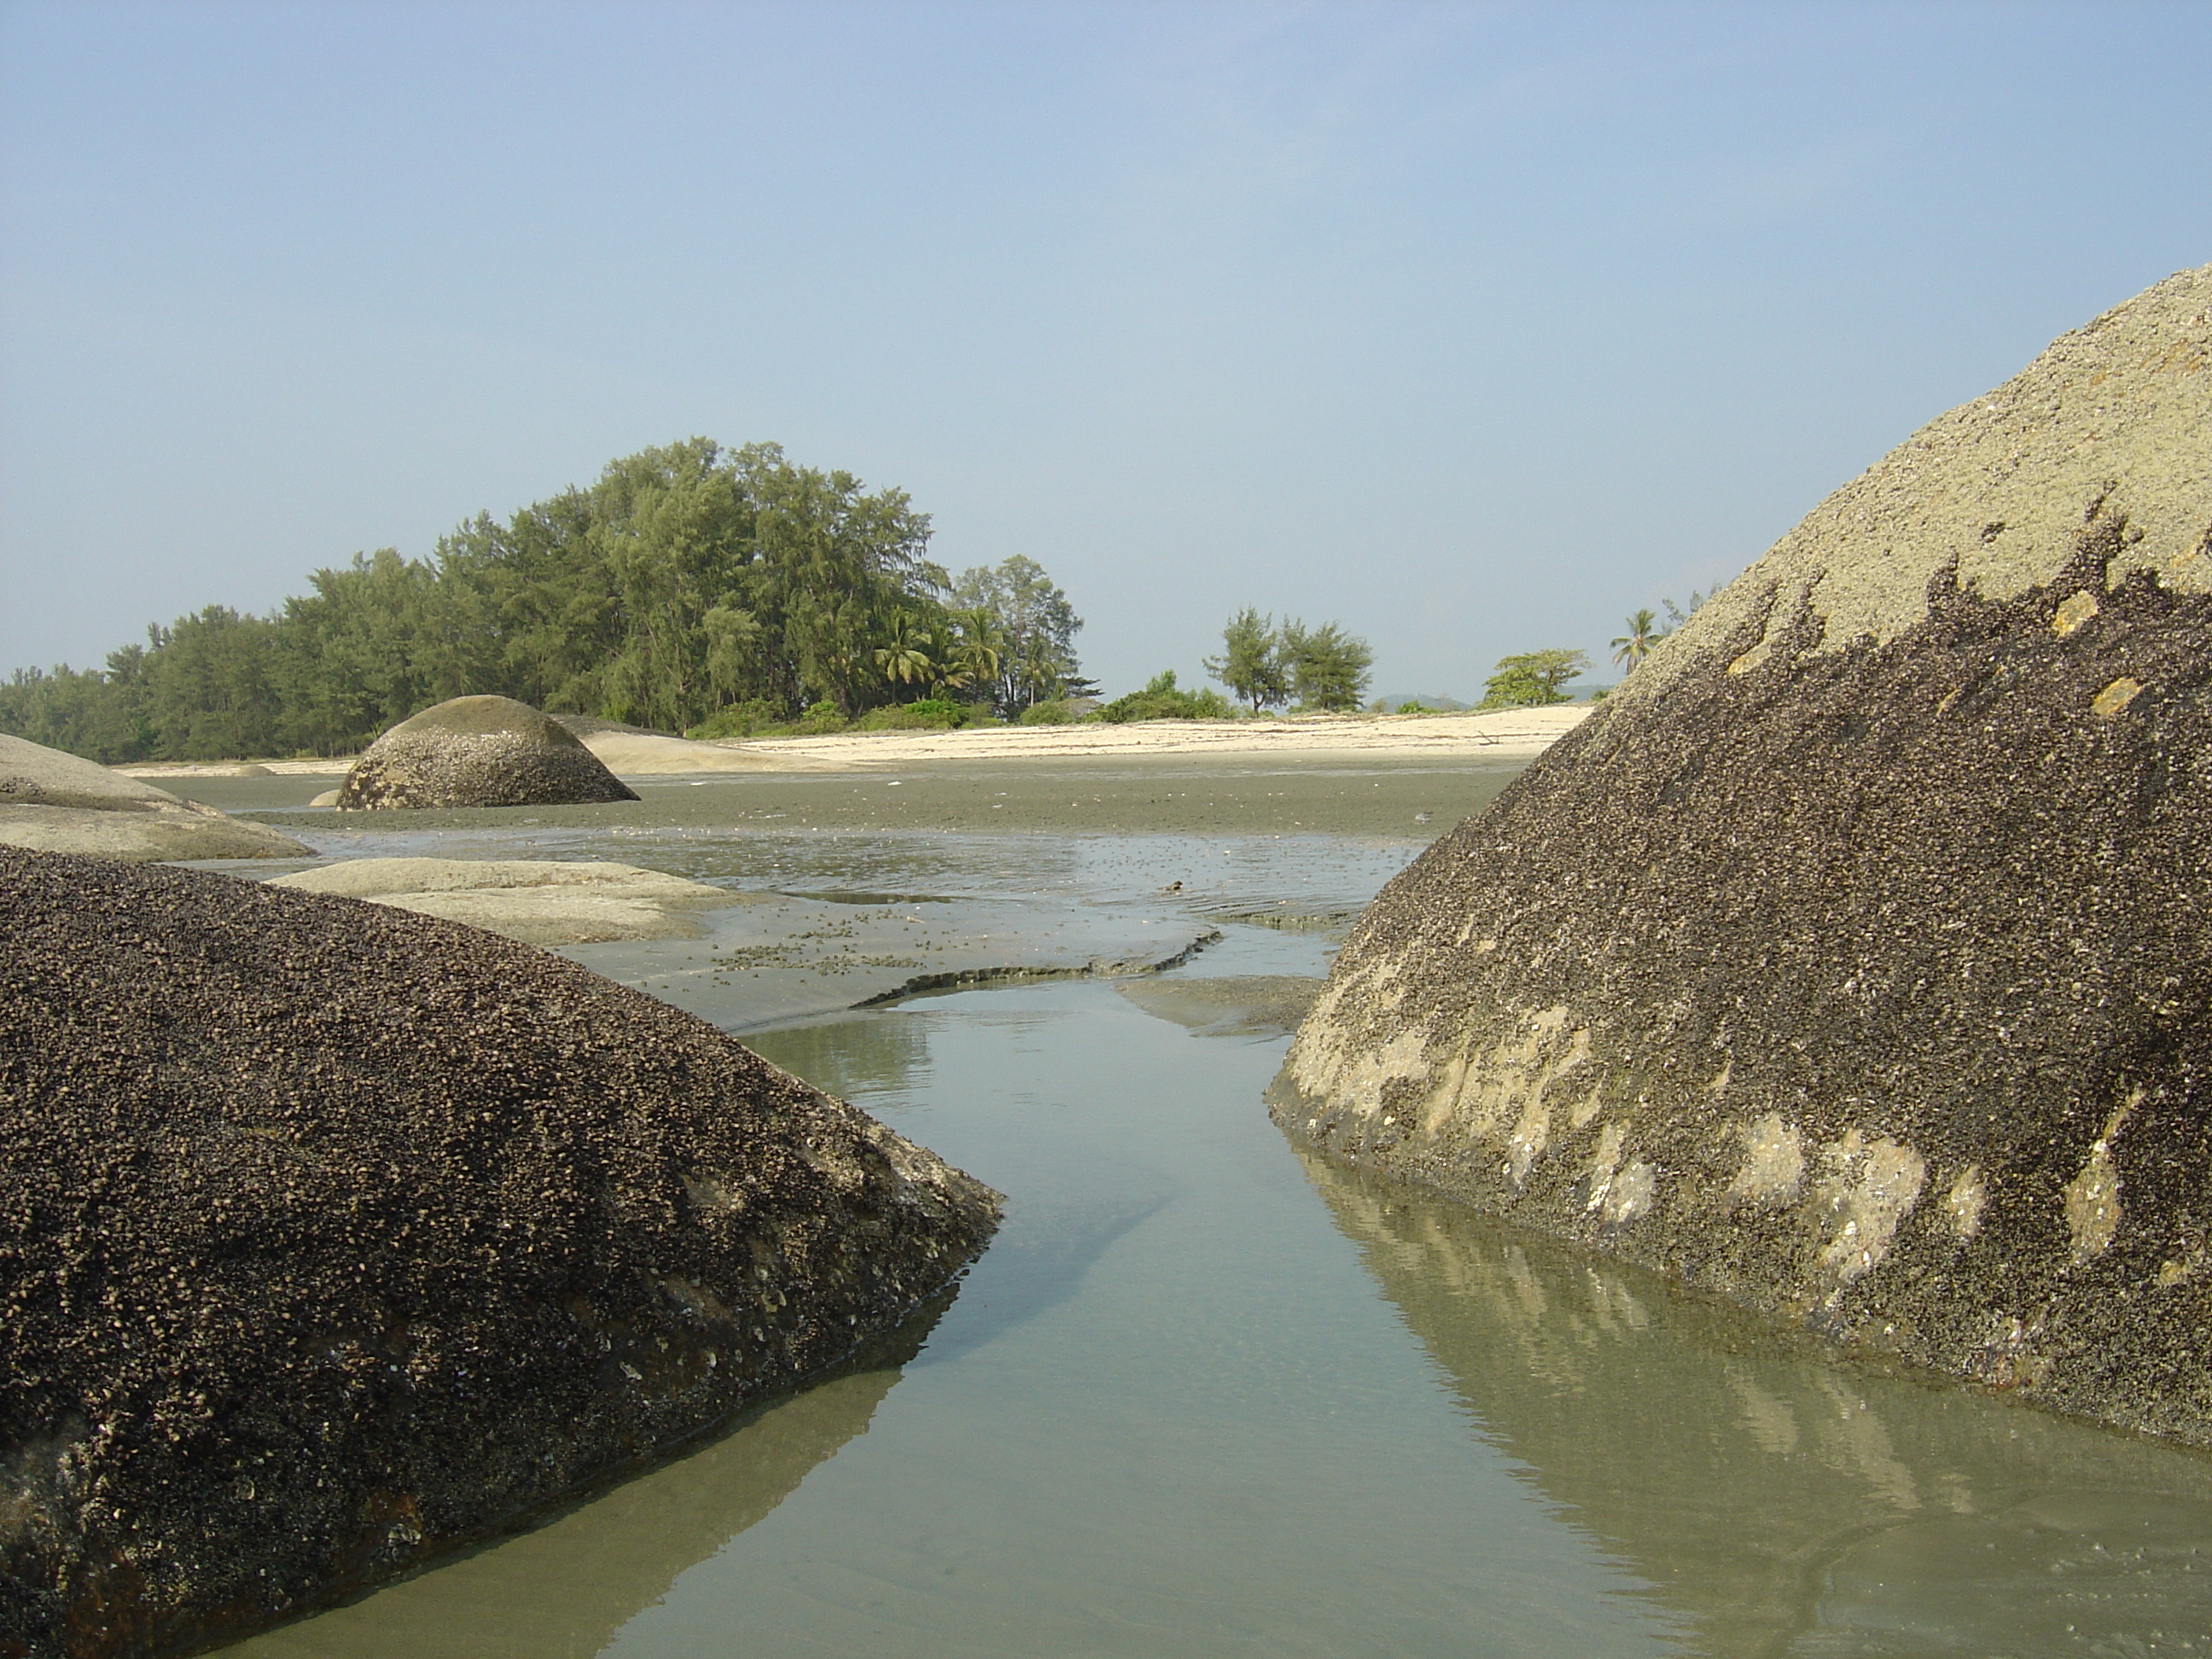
[749,1013,1176,1367]
[739,1010,935,1111]
[225,1338,928,1659]
[1297,1150,2212,1658]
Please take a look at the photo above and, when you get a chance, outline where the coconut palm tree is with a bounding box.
[874,612,934,694]
[1611,608,1665,672]
[953,608,1005,704]
[921,620,967,694]
[1014,631,1067,709]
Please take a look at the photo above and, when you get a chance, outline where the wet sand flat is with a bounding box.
[215,750,1539,839]
[193,754,1516,1030]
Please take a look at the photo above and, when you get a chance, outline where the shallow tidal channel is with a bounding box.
[207,777,2212,1659]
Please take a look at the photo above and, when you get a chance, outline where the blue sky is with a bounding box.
[3,1,2207,701]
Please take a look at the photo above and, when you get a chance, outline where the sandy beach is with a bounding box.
[119,704,1592,780]
[733,704,1591,766]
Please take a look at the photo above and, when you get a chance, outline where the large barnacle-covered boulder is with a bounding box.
[336,696,640,809]
[0,847,997,1657]
[1275,265,2212,1441]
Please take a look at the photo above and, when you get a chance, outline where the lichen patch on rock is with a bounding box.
[2062,1094,2137,1265]
[1808,1130,1926,1291]
[1728,1115,1807,1205]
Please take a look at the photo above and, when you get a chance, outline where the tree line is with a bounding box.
[0,439,1088,763]
[1152,609,1595,719]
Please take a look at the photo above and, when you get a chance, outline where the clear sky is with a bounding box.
[3,1,2207,702]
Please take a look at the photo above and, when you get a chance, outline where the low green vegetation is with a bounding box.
[1203,609,1374,713]
[855,697,975,731]
[1095,671,1235,724]
[682,698,789,741]
[0,439,1089,763]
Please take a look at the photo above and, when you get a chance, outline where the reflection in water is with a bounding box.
[602,989,1678,1659]
[221,818,2212,1659]
[1299,1150,2212,1657]
[906,1191,1173,1367]
[226,1324,938,1659]
[748,1015,1177,1368]
[742,1011,936,1109]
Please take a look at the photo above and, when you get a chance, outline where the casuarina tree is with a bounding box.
[1279,620,1375,712]
[1204,608,1289,713]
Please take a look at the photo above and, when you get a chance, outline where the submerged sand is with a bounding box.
[267,857,752,944]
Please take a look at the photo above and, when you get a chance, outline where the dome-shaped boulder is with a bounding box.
[0,733,312,861]
[336,696,640,810]
[0,847,997,1656]
[1276,265,2212,1442]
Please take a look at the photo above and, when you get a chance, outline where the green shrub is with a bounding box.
[1395,701,1429,714]
[1018,700,1079,725]
[684,698,786,741]
[1096,671,1235,725]
[856,697,974,731]
[792,701,850,735]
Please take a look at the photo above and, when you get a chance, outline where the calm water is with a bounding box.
[223,830,2212,1659]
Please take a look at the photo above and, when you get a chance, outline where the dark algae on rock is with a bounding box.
[0,847,998,1658]
[336,695,639,810]
[1275,264,2212,1442]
